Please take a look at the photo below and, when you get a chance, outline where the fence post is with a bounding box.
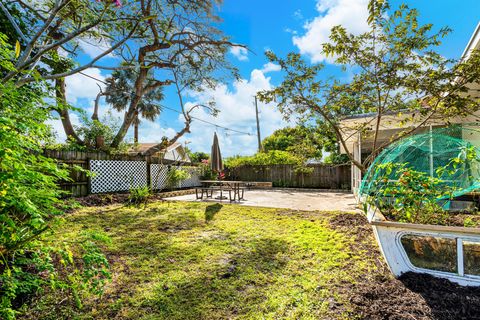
[86,157,91,195]
[146,156,151,190]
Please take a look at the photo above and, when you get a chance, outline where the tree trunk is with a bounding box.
[92,91,105,149]
[55,78,83,145]
[134,115,139,144]
[110,94,142,148]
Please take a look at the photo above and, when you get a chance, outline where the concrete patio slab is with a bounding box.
[165,188,358,212]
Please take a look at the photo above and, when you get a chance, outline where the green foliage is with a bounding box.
[361,127,480,225]
[198,160,216,180]
[188,151,209,164]
[72,110,128,152]
[367,163,450,224]
[323,153,350,165]
[259,0,480,172]
[224,150,302,168]
[463,217,478,228]
[262,126,324,159]
[106,68,164,118]
[165,167,191,189]
[126,186,152,208]
[0,33,109,319]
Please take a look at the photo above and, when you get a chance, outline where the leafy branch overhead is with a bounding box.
[0,0,245,153]
[259,0,480,173]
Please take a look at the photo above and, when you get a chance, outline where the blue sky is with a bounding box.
[51,0,480,157]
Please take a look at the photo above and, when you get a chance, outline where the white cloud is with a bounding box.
[293,9,303,20]
[46,112,81,142]
[65,68,107,104]
[293,0,370,63]
[138,121,177,144]
[176,68,290,157]
[261,62,281,73]
[229,46,249,61]
[284,28,298,35]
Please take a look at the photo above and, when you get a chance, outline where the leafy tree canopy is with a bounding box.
[188,151,210,164]
[259,0,480,172]
[262,126,324,160]
[225,150,302,168]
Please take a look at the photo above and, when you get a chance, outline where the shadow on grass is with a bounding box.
[144,237,289,319]
[205,203,223,223]
[64,204,293,319]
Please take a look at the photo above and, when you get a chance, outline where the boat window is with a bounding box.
[401,234,457,273]
[463,241,480,276]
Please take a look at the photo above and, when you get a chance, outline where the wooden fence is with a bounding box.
[45,150,351,196]
[228,164,351,189]
[43,150,198,197]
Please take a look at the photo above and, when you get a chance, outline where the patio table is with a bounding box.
[198,180,247,201]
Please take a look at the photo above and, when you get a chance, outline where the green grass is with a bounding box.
[22,201,378,320]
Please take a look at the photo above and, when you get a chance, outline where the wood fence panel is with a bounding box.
[230,164,350,190]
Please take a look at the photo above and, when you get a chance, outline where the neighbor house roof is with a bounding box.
[128,142,191,163]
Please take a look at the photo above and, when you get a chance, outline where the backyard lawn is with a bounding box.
[19,201,480,320]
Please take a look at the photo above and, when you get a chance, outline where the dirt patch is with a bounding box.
[446,213,480,228]
[73,193,171,207]
[75,193,130,207]
[347,272,480,320]
[329,212,374,245]
[329,212,368,228]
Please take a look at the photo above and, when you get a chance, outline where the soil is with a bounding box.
[72,192,168,207]
[349,272,480,320]
[331,212,480,320]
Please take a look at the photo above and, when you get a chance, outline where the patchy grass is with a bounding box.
[20,201,379,320]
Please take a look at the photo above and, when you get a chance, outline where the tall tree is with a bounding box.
[105,68,163,144]
[262,126,325,160]
[107,0,241,152]
[259,0,480,173]
[0,0,135,84]
[1,0,242,152]
[0,0,137,146]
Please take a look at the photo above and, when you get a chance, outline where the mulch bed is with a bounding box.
[349,272,480,320]
[71,189,196,208]
[330,212,480,320]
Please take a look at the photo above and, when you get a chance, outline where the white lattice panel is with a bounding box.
[180,167,201,188]
[90,160,147,193]
[151,164,169,190]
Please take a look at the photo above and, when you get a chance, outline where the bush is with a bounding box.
[0,33,110,319]
[366,163,450,225]
[224,150,302,168]
[198,160,216,180]
[126,186,151,208]
[165,167,191,189]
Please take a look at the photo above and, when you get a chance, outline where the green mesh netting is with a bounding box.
[359,125,480,205]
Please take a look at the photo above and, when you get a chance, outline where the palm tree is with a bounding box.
[105,68,163,144]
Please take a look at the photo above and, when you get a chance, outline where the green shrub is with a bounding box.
[225,150,302,168]
[0,33,110,319]
[165,167,191,189]
[198,161,216,180]
[126,186,151,208]
[366,163,450,224]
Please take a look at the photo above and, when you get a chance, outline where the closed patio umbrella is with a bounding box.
[211,132,223,172]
